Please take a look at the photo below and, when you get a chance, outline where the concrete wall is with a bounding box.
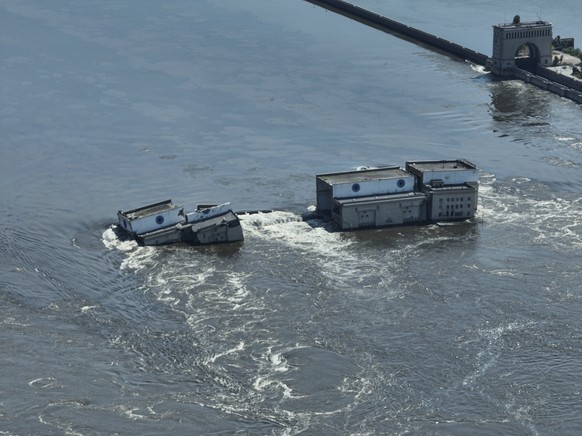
[334,195,425,230]
[426,187,478,221]
[514,68,582,103]
[123,208,184,235]
[305,0,489,65]
[332,176,414,199]
[415,169,480,187]
[535,66,582,93]
[305,0,582,104]
[492,24,553,68]
[316,179,333,215]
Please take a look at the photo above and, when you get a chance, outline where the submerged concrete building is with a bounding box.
[316,159,479,230]
[117,200,243,246]
[405,160,479,222]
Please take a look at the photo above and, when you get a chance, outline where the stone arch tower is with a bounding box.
[488,15,553,77]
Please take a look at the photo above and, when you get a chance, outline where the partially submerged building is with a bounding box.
[405,159,479,222]
[117,200,243,246]
[316,166,425,230]
[316,159,479,230]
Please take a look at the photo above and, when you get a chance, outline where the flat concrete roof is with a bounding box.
[335,191,426,205]
[425,184,478,192]
[406,159,476,172]
[189,211,238,230]
[317,167,411,184]
[495,20,551,29]
[120,200,178,220]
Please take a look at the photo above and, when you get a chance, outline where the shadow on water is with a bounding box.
[488,78,551,123]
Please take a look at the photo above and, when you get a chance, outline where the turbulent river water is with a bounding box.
[1,0,582,434]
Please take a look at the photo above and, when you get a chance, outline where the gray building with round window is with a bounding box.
[315,159,479,230]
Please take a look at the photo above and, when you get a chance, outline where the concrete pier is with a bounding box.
[306,0,582,104]
[305,0,488,65]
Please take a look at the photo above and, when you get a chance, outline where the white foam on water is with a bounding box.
[241,211,352,252]
[98,227,409,436]
[153,264,215,289]
[251,345,299,398]
[80,305,97,313]
[223,273,251,308]
[555,136,576,142]
[469,62,488,74]
[102,227,159,272]
[28,377,62,389]
[102,227,135,252]
[267,349,290,373]
[241,211,397,291]
[99,184,580,433]
[118,246,157,272]
[208,341,246,364]
[118,406,148,421]
[461,321,538,388]
[478,176,582,251]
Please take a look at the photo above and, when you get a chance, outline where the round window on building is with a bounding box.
[352,183,360,193]
[397,179,406,188]
[155,215,165,225]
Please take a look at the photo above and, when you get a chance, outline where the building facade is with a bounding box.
[488,16,553,76]
[316,159,479,231]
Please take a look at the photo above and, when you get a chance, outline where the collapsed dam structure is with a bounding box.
[306,0,582,104]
